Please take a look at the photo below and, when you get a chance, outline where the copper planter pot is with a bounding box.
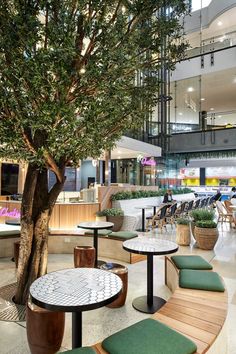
[74,246,95,268]
[26,301,65,354]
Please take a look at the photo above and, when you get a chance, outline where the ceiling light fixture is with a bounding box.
[200,98,205,101]
[178,112,183,116]
[210,108,214,111]
[187,87,194,92]
[217,21,223,26]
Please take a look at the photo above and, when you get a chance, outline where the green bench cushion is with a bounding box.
[179,269,225,292]
[62,347,96,353]
[84,229,112,236]
[102,318,197,354]
[171,255,213,270]
[108,231,138,240]
[0,230,20,238]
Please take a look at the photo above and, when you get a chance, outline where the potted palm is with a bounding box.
[99,208,124,231]
[194,220,218,250]
[176,218,191,246]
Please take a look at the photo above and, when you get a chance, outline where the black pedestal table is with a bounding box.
[30,267,122,349]
[135,207,152,232]
[77,221,114,267]
[123,237,178,314]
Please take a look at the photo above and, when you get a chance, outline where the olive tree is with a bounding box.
[0,0,189,304]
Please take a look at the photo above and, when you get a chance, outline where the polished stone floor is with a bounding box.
[0,222,236,354]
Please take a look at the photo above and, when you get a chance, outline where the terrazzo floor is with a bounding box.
[0,222,236,354]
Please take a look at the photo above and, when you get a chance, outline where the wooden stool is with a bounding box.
[74,246,95,268]
[100,263,128,308]
[26,300,65,354]
[14,240,20,268]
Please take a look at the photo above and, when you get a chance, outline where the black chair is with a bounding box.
[185,200,194,215]
[193,198,201,209]
[165,203,177,227]
[199,198,206,209]
[146,204,169,231]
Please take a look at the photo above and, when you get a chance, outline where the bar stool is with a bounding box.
[74,246,95,268]
[100,263,128,308]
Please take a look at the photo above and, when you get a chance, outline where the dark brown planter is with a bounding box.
[74,246,95,268]
[26,301,65,354]
[107,216,124,231]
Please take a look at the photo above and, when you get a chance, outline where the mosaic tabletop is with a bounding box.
[78,221,114,230]
[123,237,178,256]
[30,268,122,312]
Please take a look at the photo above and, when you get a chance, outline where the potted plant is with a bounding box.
[100,208,124,231]
[190,209,214,239]
[95,210,107,222]
[176,218,191,246]
[194,220,218,250]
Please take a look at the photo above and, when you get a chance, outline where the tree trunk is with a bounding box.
[14,163,65,305]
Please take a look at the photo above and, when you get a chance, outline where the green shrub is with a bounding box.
[99,208,124,216]
[111,188,193,201]
[176,218,190,225]
[190,209,214,222]
[196,220,217,228]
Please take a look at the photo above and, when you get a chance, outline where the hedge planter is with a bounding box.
[176,224,191,246]
[194,226,219,250]
[107,215,124,232]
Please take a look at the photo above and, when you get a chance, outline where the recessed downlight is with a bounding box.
[217,21,223,26]
[187,87,194,92]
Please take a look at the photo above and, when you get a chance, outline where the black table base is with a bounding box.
[72,312,82,348]
[96,260,106,268]
[132,296,166,314]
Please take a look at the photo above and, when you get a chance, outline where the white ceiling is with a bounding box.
[187,7,236,48]
[168,67,236,124]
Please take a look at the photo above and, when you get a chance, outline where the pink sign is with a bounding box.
[141,157,156,166]
[0,208,21,218]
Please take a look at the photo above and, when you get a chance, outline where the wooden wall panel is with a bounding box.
[49,204,60,229]
[0,201,99,229]
[58,203,99,229]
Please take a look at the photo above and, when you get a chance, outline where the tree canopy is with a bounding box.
[0,0,190,181]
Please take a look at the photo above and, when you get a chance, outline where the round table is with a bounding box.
[30,267,122,349]
[123,237,178,314]
[77,221,114,267]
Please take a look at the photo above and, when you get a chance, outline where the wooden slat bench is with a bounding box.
[49,230,146,264]
[90,256,228,354]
